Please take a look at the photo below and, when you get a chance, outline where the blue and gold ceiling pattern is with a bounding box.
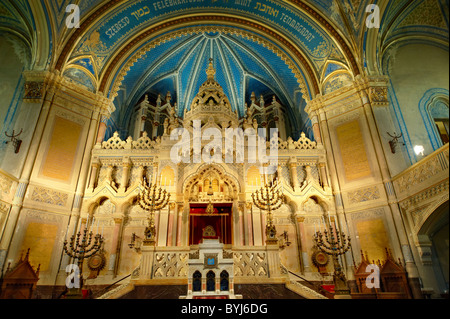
[0,0,448,136]
[118,31,302,119]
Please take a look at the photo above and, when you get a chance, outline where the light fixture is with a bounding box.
[4,129,23,153]
[387,132,404,154]
[414,145,425,156]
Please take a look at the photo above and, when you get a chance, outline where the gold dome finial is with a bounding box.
[206,58,216,80]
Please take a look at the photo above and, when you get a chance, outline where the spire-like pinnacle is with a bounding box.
[206,58,216,80]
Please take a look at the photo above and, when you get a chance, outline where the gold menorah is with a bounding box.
[138,178,170,245]
[251,176,283,244]
[313,216,351,296]
[63,219,103,297]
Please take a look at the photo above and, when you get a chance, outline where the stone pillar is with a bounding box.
[0,73,55,270]
[167,203,175,246]
[157,208,169,246]
[296,217,310,273]
[107,218,123,277]
[288,159,299,191]
[252,207,263,246]
[246,203,254,246]
[311,114,322,145]
[360,85,423,298]
[318,162,329,189]
[88,160,100,190]
[152,163,159,185]
[119,159,131,192]
[416,235,440,298]
[216,276,220,294]
[266,243,283,279]
[96,119,107,144]
[238,203,245,246]
[176,205,184,246]
[139,245,156,279]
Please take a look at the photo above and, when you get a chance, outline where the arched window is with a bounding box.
[220,270,229,291]
[206,271,215,292]
[419,89,449,150]
[193,271,201,292]
[430,100,449,145]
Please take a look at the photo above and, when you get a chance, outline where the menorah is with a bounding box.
[313,216,351,296]
[138,178,170,245]
[251,177,283,244]
[63,219,104,297]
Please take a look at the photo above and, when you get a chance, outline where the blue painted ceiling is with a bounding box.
[119,31,302,126]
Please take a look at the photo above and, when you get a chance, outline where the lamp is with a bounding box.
[414,145,425,156]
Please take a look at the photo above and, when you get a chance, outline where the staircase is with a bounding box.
[281,265,329,299]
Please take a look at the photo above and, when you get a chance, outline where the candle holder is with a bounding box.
[138,178,170,245]
[313,217,351,296]
[251,177,283,244]
[63,221,104,298]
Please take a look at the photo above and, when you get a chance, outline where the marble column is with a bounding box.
[288,159,299,191]
[119,160,131,192]
[296,217,310,273]
[108,218,123,277]
[360,87,423,299]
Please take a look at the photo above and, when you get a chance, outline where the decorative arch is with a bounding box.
[85,195,119,216]
[419,88,449,151]
[416,198,449,236]
[182,163,241,199]
[100,23,316,101]
[54,1,362,101]
[301,194,330,213]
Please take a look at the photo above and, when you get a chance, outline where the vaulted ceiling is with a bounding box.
[0,0,448,135]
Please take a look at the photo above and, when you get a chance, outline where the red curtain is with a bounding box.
[189,204,232,245]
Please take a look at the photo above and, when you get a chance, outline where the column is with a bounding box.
[238,203,245,246]
[360,86,423,298]
[246,203,254,246]
[318,162,329,189]
[311,114,322,145]
[167,204,174,246]
[96,116,108,144]
[252,207,263,246]
[176,205,183,247]
[152,163,159,185]
[296,217,310,273]
[108,218,123,277]
[0,74,55,269]
[119,159,131,192]
[0,184,26,270]
[157,208,169,246]
[88,161,100,190]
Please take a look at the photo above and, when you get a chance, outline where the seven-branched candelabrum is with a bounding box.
[251,179,283,244]
[313,222,351,295]
[63,225,103,290]
[137,179,170,245]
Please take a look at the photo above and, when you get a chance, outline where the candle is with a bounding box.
[314,222,316,233]
[96,219,99,234]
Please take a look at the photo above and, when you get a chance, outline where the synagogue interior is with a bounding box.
[0,0,448,300]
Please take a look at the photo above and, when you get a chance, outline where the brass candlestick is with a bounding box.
[138,178,170,245]
[63,220,103,298]
[251,177,283,244]
[313,217,351,296]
